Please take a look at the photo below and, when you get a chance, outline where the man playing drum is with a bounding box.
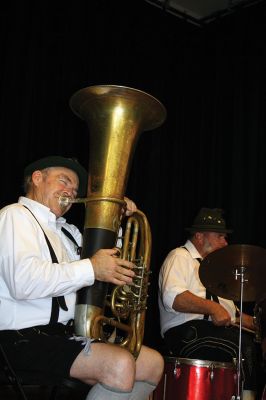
[158,208,259,400]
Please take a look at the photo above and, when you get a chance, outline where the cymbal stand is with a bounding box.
[231,265,247,400]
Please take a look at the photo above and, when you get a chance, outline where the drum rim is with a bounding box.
[163,356,235,369]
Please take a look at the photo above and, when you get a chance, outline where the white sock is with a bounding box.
[129,381,156,400]
[86,383,132,400]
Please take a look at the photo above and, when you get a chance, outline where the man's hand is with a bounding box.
[123,196,137,216]
[90,248,135,285]
[210,302,232,326]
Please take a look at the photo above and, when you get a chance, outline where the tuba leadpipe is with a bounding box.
[69,85,166,355]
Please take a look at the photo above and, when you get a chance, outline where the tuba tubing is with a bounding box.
[70,85,166,354]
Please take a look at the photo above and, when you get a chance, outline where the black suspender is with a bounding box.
[23,206,68,324]
[61,227,82,255]
[204,289,219,320]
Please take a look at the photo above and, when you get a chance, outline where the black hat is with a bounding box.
[24,156,88,197]
[186,208,233,234]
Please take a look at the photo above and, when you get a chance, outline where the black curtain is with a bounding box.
[1,0,266,348]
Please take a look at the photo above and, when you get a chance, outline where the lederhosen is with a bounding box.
[0,207,88,380]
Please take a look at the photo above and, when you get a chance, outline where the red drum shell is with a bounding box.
[153,357,237,400]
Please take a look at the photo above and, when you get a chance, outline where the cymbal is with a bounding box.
[199,244,266,302]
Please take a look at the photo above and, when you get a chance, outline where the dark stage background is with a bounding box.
[1,0,266,350]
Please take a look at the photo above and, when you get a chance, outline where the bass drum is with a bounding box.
[152,357,237,400]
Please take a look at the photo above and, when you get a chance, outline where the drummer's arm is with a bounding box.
[172,290,205,313]
[173,290,231,326]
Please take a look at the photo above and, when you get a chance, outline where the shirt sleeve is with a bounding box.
[116,227,123,248]
[160,249,194,311]
[0,205,94,300]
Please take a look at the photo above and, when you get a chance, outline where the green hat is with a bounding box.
[186,208,233,234]
[24,156,88,197]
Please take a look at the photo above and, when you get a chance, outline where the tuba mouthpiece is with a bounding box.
[58,195,74,207]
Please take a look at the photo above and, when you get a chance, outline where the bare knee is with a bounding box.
[136,346,164,384]
[107,348,136,389]
[70,343,136,391]
[152,350,165,383]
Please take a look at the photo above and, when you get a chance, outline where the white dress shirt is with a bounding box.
[0,196,95,329]
[158,239,236,337]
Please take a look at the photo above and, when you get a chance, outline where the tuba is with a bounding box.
[69,85,166,358]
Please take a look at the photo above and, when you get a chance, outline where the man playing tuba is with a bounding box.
[0,156,164,400]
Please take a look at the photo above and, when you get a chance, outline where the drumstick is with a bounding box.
[232,318,255,334]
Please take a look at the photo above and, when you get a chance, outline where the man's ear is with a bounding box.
[31,170,43,186]
[195,231,204,243]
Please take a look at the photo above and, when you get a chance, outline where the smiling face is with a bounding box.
[27,166,79,217]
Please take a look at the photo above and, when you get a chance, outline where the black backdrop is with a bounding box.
[1,0,266,349]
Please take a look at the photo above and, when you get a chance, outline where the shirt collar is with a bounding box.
[184,239,202,260]
[18,196,66,228]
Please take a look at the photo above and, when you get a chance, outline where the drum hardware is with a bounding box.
[173,359,180,377]
[232,264,245,400]
[199,244,266,400]
[172,358,219,380]
[209,364,215,381]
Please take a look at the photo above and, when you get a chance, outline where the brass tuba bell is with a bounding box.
[70,85,166,357]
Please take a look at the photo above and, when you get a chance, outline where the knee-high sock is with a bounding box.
[129,381,156,400]
[86,383,132,400]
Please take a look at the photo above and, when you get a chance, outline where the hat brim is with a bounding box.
[24,156,88,197]
[185,226,233,234]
